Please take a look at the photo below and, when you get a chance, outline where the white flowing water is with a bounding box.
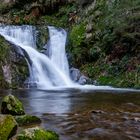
[0,25,73,89]
[0,25,36,47]
[48,26,70,77]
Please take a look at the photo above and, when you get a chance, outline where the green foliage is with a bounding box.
[17,127,59,140]
[41,3,77,27]
[89,47,101,61]
[81,57,140,88]
[10,10,37,25]
[98,71,139,88]
[68,23,87,66]
[69,0,140,88]
[81,0,139,54]
[70,23,85,47]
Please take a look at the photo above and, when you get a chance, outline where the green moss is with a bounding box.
[68,23,87,66]
[0,36,11,88]
[0,36,10,62]
[17,127,59,140]
[70,23,85,46]
[1,94,25,115]
[0,115,17,140]
[15,115,41,126]
[97,72,139,88]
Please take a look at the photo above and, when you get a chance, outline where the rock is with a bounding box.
[70,67,92,84]
[0,114,17,140]
[0,35,28,89]
[1,94,25,115]
[78,75,89,85]
[70,67,81,82]
[16,127,59,140]
[15,115,41,126]
[91,110,105,114]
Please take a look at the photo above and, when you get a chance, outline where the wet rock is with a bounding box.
[132,117,140,122]
[78,75,89,85]
[1,94,25,115]
[91,110,105,114]
[70,67,81,82]
[16,127,59,140]
[15,115,41,126]
[70,67,92,84]
[0,114,17,140]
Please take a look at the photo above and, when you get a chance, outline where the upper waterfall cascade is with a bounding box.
[0,25,74,89]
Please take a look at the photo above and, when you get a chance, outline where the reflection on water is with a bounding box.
[0,88,140,140]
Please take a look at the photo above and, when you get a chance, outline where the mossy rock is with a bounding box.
[16,127,59,140]
[0,114,17,140]
[15,115,41,126]
[1,94,25,115]
[0,35,29,89]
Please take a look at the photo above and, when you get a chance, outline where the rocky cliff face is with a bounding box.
[0,36,28,88]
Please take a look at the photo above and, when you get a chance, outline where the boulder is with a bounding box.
[15,115,41,126]
[1,94,25,115]
[16,127,59,140]
[0,114,17,140]
[70,67,81,82]
[70,67,91,84]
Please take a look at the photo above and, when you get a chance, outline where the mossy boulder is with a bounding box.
[0,114,17,140]
[1,94,25,115]
[15,115,41,126]
[16,127,59,140]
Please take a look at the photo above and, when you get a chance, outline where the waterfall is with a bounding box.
[0,25,138,91]
[0,25,73,89]
[48,26,70,77]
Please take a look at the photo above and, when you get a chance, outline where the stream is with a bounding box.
[0,89,140,140]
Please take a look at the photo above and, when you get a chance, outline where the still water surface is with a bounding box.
[0,88,140,140]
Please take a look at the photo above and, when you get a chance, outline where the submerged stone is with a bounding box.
[15,115,41,126]
[17,127,59,140]
[1,94,25,115]
[0,114,17,140]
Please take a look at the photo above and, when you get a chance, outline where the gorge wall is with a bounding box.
[0,0,139,88]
